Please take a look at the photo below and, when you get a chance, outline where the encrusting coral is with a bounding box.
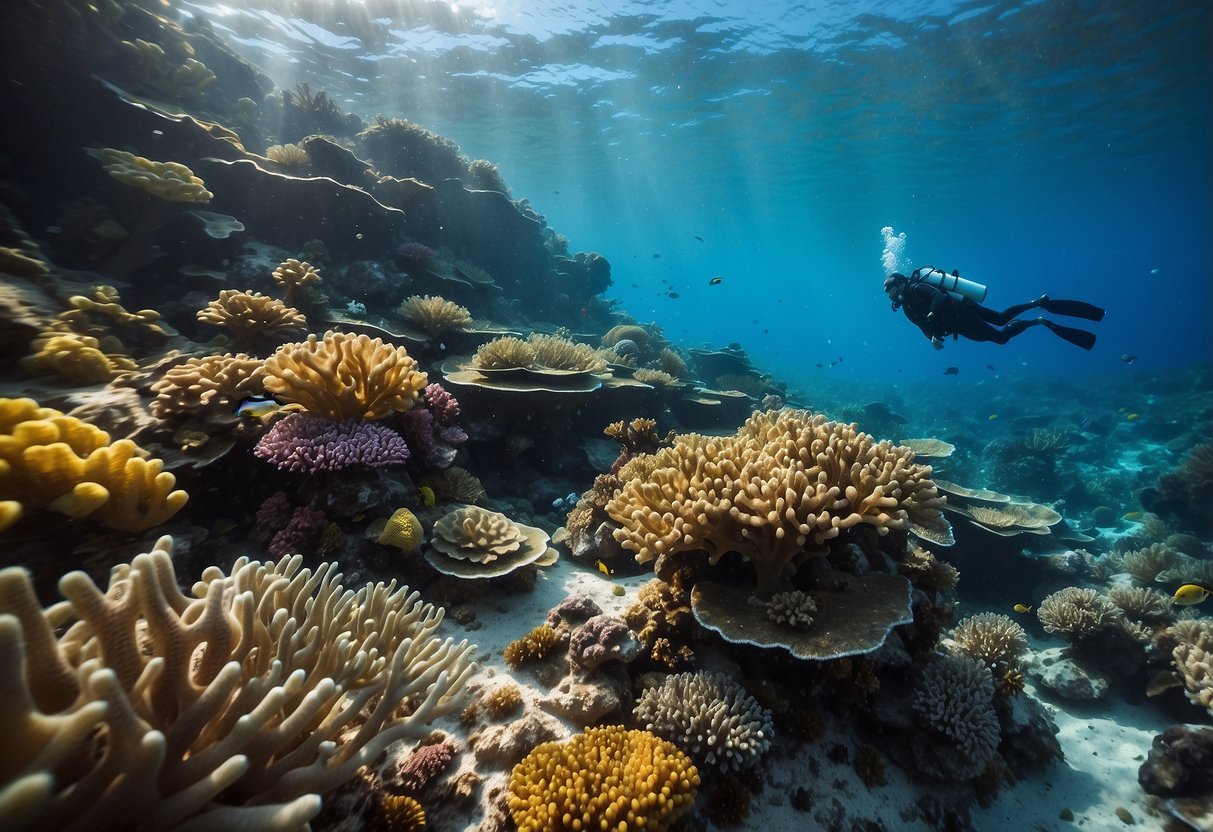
[196,290,307,353]
[0,536,476,830]
[87,147,213,203]
[508,725,699,832]
[607,409,950,596]
[263,331,428,421]
[398,294,473,337]
[0,397,187,532]
[633,671,773,772]
[378,507,424,553]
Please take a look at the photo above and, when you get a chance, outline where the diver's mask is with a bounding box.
[884,274,907,310]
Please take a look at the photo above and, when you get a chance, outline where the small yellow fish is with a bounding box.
[210,517,238,537]
[234,396,280,419]
[596,559,614,577]
[987,414,999,421]
[418,485,436,507]
[1126,413,1139,421]
[351,512,366,523]
[1123,511,1143,521]
[1173,585,1211,606]
[1013,603,1033,614]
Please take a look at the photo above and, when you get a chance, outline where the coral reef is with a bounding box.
[633,671,773,772]
[0,537,476,830]
[150,352,266,419]
[607,409,949,596]
[263,331,428,420]
[507,726,699,832]
[196,290,307,352]
[254,412,411,472]
[1037,587,1127,638]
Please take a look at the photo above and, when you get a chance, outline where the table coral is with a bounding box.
[263,331,428,421]
[508,725,699,832]
[0,397,186,532]
[607,409,950,596]
[0,536,477,830]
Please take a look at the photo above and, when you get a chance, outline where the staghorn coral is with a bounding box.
[1037,587,1127,638]
[1108,585,1174,622]
[503,624,562,668]
[271,258,322,307]
[508,726,699,832]
[426,506,556,579]
[913,654,1002,781]
[0,536,476,831]
[0,397,187,532]
[197,290,307,353]
[607,409,950,596]
[263,331,428,421]
[21,330,137,382]
[398,294,473,337]
[633,671,773,772]
[254,412,410,472]
[88,147,213,203]
[949,612,1028,672]
[150,352,267,419]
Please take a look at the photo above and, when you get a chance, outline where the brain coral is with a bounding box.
[508,725,699,832]
[607,409,949,595]
[263,331,428,421]
[634,670,773,772]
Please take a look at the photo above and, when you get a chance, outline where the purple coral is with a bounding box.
[256,491,294,548]
[424,382,461,425]
[268,505,328,558]
[393,740,456,794]
[254,412,410,473]
[395,241,437,267]
[568,614,640,671]
[547,594,604,628]
[399,408,458,470]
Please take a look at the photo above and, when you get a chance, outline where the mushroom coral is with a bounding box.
[606,409,950,596]
[263,331,428,421]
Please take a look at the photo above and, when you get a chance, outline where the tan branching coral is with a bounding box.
[1167,621,1213,717]
[150,353,267,419]
[503,624,562,668]
[634,671,773,772]
[898,545,960,590]
[633,368,680,387]
[397,294,472,336]
[508,726,699,832]
[271,258,322,307]
[949,612,1028,672]
[913,655,1001,780]
[60,285,172,342]
[1037,587,1126,637]
[527,333,608,372]
[659,347,688,379]
[607,409,950,596]
[197,290,307,352]
[426,506,557,579]
[263,331,428,421]
[471,336,534,370]
[1118,543,1178,584]
[1108,586,1174,622]
[624,572,697,671]
[764,590,817,630]
[21,331,138,383]
[0,537,476,830]
[87,147,213,203]
[0,397,187,532]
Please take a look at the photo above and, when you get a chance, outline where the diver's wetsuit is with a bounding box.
[899,281,1042,345]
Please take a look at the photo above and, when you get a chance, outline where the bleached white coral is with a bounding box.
[633,670,772,772]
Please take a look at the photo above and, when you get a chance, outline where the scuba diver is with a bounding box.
[883,266,1105,350]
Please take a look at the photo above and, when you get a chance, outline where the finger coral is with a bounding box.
[607,409,950,596]
[0,397,187,532]
[263,331,428,420]
[254,412,411,472]
[197,290,307,353]
[508,726,699,832]
[0,536,477,830]
[633,671,773,772]
[87,147,213,203]
[398,294,473,337]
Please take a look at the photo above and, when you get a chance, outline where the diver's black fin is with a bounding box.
[1045,320,1098,350]
[1039,298,1105,322]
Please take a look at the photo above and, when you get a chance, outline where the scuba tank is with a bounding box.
[912,265,988,303]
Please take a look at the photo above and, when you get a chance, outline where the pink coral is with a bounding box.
[254,412,410,472]
[399,408,458,469]
[268,505,328,557]
[424,382,461,425]
[256,490,294,548]
[568,614,641,671]
[393,740,457,794]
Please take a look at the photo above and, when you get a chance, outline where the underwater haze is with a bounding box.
[191,0,1213,387]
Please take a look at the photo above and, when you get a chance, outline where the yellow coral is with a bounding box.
[263,331,428,421]
[503,624,561,668]
[150,353,267,419]
[272,259,322,307]
[508,726,699,832]
[607,409,949,595]
[397,294,472,337]
[87,147,213,203]
[471,336,535,370]
[0,398,187,532]
[197,290,307,353]
[374,793,426,831]
[21,331,138,383]
[379,507,423,552]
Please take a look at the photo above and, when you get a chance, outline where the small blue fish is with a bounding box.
[234,396,281,419]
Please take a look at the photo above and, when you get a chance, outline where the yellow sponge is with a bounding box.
[378,507,423,552]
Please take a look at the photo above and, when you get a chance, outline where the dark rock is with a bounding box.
[1139,724,1213,797]
[995,691,1063,774]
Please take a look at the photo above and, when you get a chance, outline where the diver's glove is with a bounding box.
[931,337,945,350]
